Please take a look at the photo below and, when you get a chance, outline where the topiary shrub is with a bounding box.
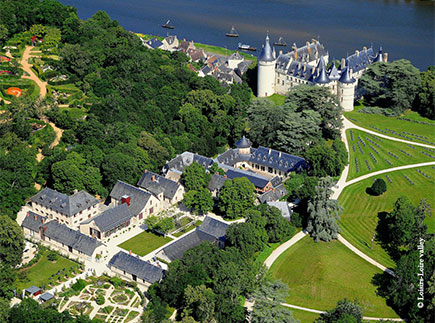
[96,294,105,305]
[369,178,387,196]
[47,250,58,262]
[71,279,86,292]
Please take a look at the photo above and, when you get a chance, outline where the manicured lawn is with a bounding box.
[118,231,172,256]
[346,128,435,180]
[344,108,435,145]
[270,236,399,318]
[268,93,287,105]
[195,42,256,61]
[339,166,435,268]
[16,250,80,290]
[290,308,320,322]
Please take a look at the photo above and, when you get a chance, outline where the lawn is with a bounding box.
[270,236,399,318]
[339,166,435,268]
[346,128,435,180]
[344,108,435,145]
[118,231,172,256]
[195,42,256,61]
[268,93,286,105]
[290,307,320,323]
[16,250,80,290]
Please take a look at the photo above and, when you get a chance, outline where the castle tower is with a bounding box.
[337,65,356,111]
[257,35,276,97]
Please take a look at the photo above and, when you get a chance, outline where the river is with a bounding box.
[59,0,434,69]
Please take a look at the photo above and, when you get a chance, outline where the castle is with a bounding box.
[257,35,386,111]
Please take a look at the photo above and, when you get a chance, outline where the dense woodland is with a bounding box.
[0,1,434,322]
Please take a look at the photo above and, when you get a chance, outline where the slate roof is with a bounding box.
[109,181,152,216]
[165,152,214,174]
[165,35,177,46]
[216,148,250,167]
[339,66,356,84]
[187,48,206,62]
[90,204,133,233]
[161,216,229,261]
[270,176,282,188]
[328,63,340,80]
[229,52,243,61]
[200,65,212,75]
[250,146,308,173]
[137,171,181,200]
[146,38,164,49]
[26,286,40,294]
[108,251,164,284]
[236,60,251,75]
[314,57,331,84]
[345,47,374,73]
[226,168,271,189]
[207,174,229,192]
[258,184,288,203]
[21,212,46,232]
[42,221,103,256]
[259,35,275,62]
[30,188,99,217]
[39,292,54,301]
[235,136,252,148]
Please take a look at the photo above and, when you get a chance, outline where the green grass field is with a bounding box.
[344,109,435,145]
[339,166,435,268]
[268,93,287,105]
[270,236,399,318]
[16,250,80,290]
[346,128,435,180]
[290,308,320,323]
[118,231,172,256]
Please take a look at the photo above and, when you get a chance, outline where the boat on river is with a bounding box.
[238,42,256,51]
[162,19,174,29]
[226,26,239,37]
[273,36,287,46]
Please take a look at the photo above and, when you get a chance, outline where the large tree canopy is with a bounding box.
[217,177,255,219]
[359,59,421,115]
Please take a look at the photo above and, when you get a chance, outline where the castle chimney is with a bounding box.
[152,175,155,182]
[129,250,132,255]
[363,46,367,51]
[268,148,272,155]
[341,58,346,68]
[279,152,282,158]
[26,212,29,217]
[121,195,131,206]
[73,189,78,194]
[303,64,307,72]
[279,50,283,55]
[34,215,37,220]
[383,53,388,62]
[42,218,45,223]
[355,50,359,56]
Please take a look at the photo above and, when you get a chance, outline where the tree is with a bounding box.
[257,204,295,243]
[286,85,342,139]
[359,60,421,114]
[225,222,264,258]
[307,177,342,242]
[182,284,216,323]
[181,162,211,192]
[0,24,7,44]
[217,177,255,219]
[183,188,213,215]
[369,178,387,196]
[316,299,363,323]
[0,264,16,300]
[414,66,435,120]
[47,251,58,262]
[251,280,298,323]
[0,214,24,267]
[0,297,9,323]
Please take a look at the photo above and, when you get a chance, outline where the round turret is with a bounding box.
[257,35,277,97]
[338,66,356,111]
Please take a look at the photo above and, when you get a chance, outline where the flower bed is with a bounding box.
[6,87,22,97]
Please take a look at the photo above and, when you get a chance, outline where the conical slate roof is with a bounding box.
[314,57,330,84]
[258,35,275,62]
[339,66,356,84]
[374,46,383,62]
[235,136,252,148]
[328,63,340,80]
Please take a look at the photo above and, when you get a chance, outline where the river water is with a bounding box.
[60,0,434,69]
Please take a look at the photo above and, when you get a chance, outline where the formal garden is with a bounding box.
[58,275,143,322]
[15,244,83,292]
[346,128,434,180]
[269,236,399,318]
[338,165,435,268]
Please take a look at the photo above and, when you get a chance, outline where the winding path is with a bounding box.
[20,46,47,99]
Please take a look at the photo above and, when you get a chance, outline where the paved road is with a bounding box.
[263,231,307,268]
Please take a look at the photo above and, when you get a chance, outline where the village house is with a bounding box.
[137,170,185,206]
[144,37,164,50]
[207,174,229,197]
[108,251,165,288]
[29,188,100,230]
[162,35,179,52]
[21,211,105,262]
[109,180,161,220]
